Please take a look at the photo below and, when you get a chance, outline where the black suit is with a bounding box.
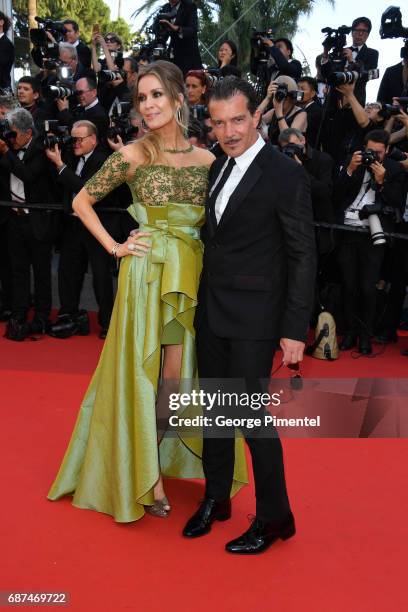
[334,158,406,337]
[351,44,379,106]
[75,40,92,69]
[161,0,202,74]
[57,101,109,142]
[56,147,121,328]
[0,138,59,321]
[267,47,302,81]
[377,62,407,104]
[0,34,15,89]
[195,143,316,522]
[303,99,323,149]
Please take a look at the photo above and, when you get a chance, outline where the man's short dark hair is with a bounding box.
[275,38,294,58]
[0,11,11,34]
[364,129,390,147]
[208,77,258,115]
[18,76,42,96]
[80,77,97,91]
[298,76,317,92]
[63,19,79,32]
[352,17,372,34]
[124,57,139,73]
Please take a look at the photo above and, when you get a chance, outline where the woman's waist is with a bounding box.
[128,201,205,230]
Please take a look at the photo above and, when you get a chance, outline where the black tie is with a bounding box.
[350,46,358,53]
[209,157,236,210]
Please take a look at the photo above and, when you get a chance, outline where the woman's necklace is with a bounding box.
[163,144,193,154]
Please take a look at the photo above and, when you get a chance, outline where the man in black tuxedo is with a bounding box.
[298,77,323,148]
[17,77,56,132]
[46,120,120,339]
[334,129,406,355]
[343,17,379,106]
[0,109,58,341]
[260,37,302,82]
[0,12,15,90]
[158,0,202,74]
[183,78,316,554]
[378,57,408,104]
[56,77,109,142]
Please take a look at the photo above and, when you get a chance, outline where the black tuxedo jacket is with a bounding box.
[334,157,406,228]
[195,144,317,341]
[0,137,60,240]
[57,146,121,238]
[161,0,202,74]
[349,44,379,106]
[377,62,406,104]
[76,41,92,69]
[0,35,15,89]
[303,99,323,149]
[57,102,109,140]
[302,146,334,223]
[268,47,302,81]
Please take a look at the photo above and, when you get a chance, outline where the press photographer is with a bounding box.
[377,7,408,104]
[341,17,379,106]
[31,18,92,70]
[258,75,307,145]
[0,109,58,341]
[0,11,14,91]
[154,0,202,74]
[56,77,109,142]
[45,120,121,339]
[298,77,323,148]
[260,36,302,81]
[17,77,56,131]
[334,129,406,355]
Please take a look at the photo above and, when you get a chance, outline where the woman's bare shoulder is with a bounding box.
[191,146,216,167]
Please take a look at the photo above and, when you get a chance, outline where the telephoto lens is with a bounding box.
[367,214,386,246]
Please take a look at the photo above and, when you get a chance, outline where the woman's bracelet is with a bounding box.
[111,242,120,259]
[276,116,285,121]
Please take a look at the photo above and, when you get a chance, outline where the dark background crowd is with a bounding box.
[1,2,408,358]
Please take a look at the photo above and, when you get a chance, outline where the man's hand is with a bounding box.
[347,150,362,174]
[261,37,274,47]
[336,82,356,97]
[107,135,124,151]
[293,154,303,165]
[0,138,9,154]
[56,97,69,112]
[45,30,57,44]
[45,143,63,168]
[159,19,179,32]
[342,47,353,62]
[280,338,305,365]
[370,161,386,186]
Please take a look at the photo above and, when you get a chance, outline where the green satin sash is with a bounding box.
[48,202,248,522]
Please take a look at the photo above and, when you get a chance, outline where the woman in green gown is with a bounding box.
[48,60,247,522]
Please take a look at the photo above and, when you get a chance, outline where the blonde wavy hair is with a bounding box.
[134,60,190,165]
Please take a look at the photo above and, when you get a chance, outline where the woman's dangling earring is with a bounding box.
[141,118,148,130]
[176,107,183,124]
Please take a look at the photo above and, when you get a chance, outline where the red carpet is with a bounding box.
[1,317,408,611]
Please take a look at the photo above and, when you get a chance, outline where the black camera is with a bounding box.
[152,5,178,42]
[107,101,138,144]
[42,120,73,149]
[98,70,124,83]
[0,119,16,142]
[361,148,379,166]
[42,65,74,101]
[30,16,67,69]
[281,143,305,160]
[274,83,304,103]
[358,201,387,245]
[380,7,408,61]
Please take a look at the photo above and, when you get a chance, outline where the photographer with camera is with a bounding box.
[17,77,56,131]
[334,129,406,354]
[91,31,123,74]
[378,57,408,105]
[260,36,302,82]
[0,108,58,341]
[0,11,14,91]
[156,0,202,74]
[259,75,307,145]
[32,18,92,71]
[297,77,323,148]
[342,18,379,106]
[45,120,121,339]
[56,77,109,143]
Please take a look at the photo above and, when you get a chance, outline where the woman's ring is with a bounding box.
[128,243,136,251]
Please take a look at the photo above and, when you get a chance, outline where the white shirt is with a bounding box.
[344,169,374,227]
[84,98,99,111]
[11,141,32,214]
[211,135,265,224]
[75,150,94,176]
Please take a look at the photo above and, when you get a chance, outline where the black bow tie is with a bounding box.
[350,46,359,53]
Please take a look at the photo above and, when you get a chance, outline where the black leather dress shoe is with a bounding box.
[358,336,372,355]
[99,328,108,340]
[183,498,231,538]
[339,334,357,351]
[225,513,296,555]
[49,310,90,339]
[4,318,30,342]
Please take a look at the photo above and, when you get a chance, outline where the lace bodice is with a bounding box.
[85,151,210,207]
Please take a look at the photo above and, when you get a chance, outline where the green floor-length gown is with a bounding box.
[48,154,248,522]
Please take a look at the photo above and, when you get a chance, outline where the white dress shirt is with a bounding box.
[211,135,265,224]
[344,169,374,227]
[11,141,32,214]
[84,98,99,111]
